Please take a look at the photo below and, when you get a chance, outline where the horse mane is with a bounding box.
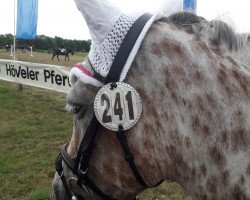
[159,12,205,34]
[159,11,247,51]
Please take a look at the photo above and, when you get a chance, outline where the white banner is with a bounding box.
[0,59,71,93]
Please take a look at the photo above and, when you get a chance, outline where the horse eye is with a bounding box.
[72,106,82,114]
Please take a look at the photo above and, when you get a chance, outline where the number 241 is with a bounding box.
[101,91,134,123]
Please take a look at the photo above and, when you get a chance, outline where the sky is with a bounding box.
[0,0,250,41]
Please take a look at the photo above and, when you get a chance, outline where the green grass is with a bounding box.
[0,81,72,200]
[0,50,192,200]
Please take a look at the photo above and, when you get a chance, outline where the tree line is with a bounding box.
[0,34,91,52]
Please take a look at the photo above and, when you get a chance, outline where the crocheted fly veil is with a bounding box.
[71,0,187,86]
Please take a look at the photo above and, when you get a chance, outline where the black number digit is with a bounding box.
[114,93,123,120]
[125,91,134,120]
[101,94,112,123]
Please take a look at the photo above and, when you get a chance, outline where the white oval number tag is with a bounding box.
[94,82,142,131]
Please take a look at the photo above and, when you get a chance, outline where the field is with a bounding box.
[0,49,191,200]
[0,49,87,67]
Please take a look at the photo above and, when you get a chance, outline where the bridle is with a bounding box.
[55,13,154,200]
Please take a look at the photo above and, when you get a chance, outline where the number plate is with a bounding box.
[94,82,142,131]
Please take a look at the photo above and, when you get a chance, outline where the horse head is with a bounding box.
[52,1,250,200]
[53,78,99,200]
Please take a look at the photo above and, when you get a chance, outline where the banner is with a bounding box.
[16,0,39,39]
[0,59,71,94]
[183,0,197,13]
[163,0,197,16]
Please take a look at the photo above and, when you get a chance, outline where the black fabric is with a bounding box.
[104,13,153,188]
[55,154,74,199]
[84,176,117,200]
[74,115,99,172]
[60,144,75,171]
[105,13,152,84]
[116,126,147,187]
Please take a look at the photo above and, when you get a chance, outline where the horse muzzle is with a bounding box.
[52,173,71,200]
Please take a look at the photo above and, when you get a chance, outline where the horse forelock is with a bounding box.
[58,12,250,200]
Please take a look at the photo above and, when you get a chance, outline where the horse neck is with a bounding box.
[67,21,250,199]
[127,21,250,198]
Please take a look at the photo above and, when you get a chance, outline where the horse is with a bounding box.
[4,44,11,51]
[17,45,36,53]
[52,12,250,200]
[52,48,74,61]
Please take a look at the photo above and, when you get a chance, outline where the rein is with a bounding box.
[55,13,152,200]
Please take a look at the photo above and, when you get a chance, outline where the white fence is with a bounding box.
[0,59,71,93]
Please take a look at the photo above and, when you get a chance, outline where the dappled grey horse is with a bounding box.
[52,11,250,200]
